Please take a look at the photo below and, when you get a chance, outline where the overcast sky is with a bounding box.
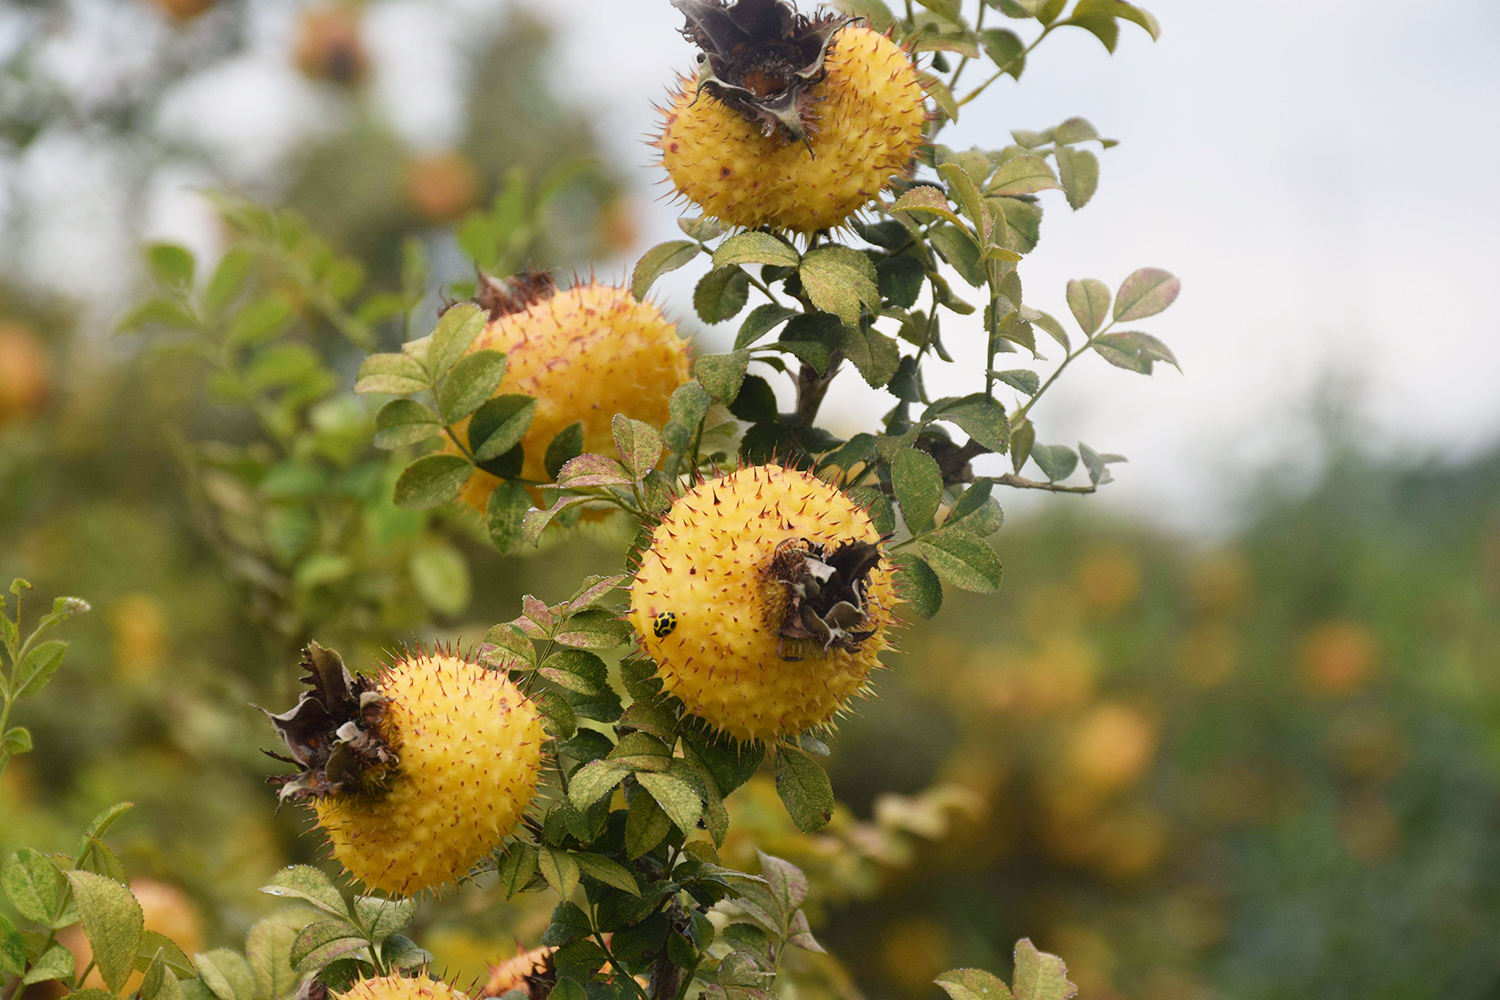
[6,0,1498,533]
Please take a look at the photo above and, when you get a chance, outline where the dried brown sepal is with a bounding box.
[671,0,850,145]
[261,641,398,803]
[771,538,882,658]
[474,267,558,322]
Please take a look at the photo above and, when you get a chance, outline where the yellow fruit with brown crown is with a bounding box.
[656,0,926,235]
[629,463,899,742]
[264,644,544,896]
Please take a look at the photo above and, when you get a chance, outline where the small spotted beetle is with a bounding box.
[652,612,677,638]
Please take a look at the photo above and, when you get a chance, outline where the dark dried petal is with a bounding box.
[260,641,398,804]
[672,0,850,144]
[772,538,883,659]
[475,267,558,321]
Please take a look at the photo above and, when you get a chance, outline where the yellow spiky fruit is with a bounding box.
[338,976,466,1000]
[313,652,545,895]
[629,464,899,742]
[656,26,926,235]
[456,283,690,512]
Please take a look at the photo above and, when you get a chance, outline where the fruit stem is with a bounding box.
[794,355,841,426]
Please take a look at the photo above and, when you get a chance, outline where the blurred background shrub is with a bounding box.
[2,2,1498,1000]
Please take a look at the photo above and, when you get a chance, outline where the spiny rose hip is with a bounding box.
[265,644,544,896]
[337,976,467,1000]
[629,464,898,742]
[454,275,691,513]
[656,3,926,235]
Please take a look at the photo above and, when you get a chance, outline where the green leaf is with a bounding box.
[938,163,992,241]
[227,294,295,348]
[679,216,724,241]
[891,449,943,534]
[889,186,967,229]
[987,155,1061,196]
[613,414,663,480]
[354,353,428,395]
[409,541,471,616]
[695,267,752,324]
[1010,417,1035,474]
[841,325,900,388]
[918,528,1003,592]
[468,395,537,462]
[260,866,348,919]
[66,872,144,993]
[495,842,539,900]
[665,381,713,452]
[713,233,799,270]
[1061,12,1119,51]
[545,423,585,480]
[1113,267,1181,321]
[373,399,441,450]
[916,0,961,20]
[632,241,700,300]
[1054,146,1099,209]
[892,553,942,619]
[3,849,66,926]
[1052,116,1104,144]
[735,304,797,350]
[22,944,74,986]
[572,854,641,896]
[1092,331,1180,374]
[245,918,298,1000]
[1030,444,1078,482]
[682,725,765,797]
[949,480,1004,536]
[928,224,986,288]
[980,28,1026,76]
[927,394,1009,451]
[540,649,609,696]
[556,454,630,489]
[992,369,1039,395]
[1011,938,1078,1000]
[140,950,187,1000]
[935,968,1015,1000]
[876,255,926,308]
[0,913,25,978]
[14,640,66,699]
[147,243,195,290]
[774,747,834,833]
[625,791,673,860]
[1078,442,1115,486]
[428,304,486,382]
[555,609,633,650]
[393,454,472,511]
[538,847,580,900]
[487,481,533,556]
[352,896,413,942]
[1065,278,1111,334]
[137,931,194,979]
[203,247,253,316]
[438,349,508,423]
[636,772,703,836]
[830,0,894,29]
[116,297,198,333]
[569,760,629,811]
[380,935,430,972]
[693,351,751,403]
[800,247,880,326]
[1,727,32,760]
[917,70,959,120]
[1069,0,1159,39]
[288,921,365,974]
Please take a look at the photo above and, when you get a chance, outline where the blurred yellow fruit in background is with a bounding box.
[110,592,168,682]
[0,321,51,426]
[405,152,481,224]
[879,915,952,993]
[1068,702,1158,793]
[1298,620,1378,696]
[294,2,368,86]
[1076,545,1141,614]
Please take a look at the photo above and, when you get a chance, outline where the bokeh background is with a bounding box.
[2,1,1498,999]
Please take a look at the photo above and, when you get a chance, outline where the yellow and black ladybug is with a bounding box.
[652,612,677,639]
